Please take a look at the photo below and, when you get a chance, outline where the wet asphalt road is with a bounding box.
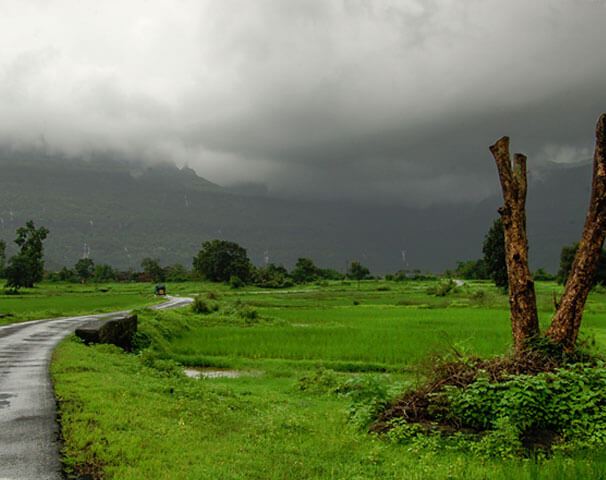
[0,296,192,480]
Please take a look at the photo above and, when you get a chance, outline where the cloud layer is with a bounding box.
[1,0,605,204]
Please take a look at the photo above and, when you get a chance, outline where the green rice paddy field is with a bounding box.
[44,280,606,478]
[0,282,160,324]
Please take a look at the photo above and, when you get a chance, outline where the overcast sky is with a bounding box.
[0,0,605,205]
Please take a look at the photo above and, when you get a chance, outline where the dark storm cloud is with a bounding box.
[0,0,605,204]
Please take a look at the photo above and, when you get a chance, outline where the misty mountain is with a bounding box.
[0,151,591,274]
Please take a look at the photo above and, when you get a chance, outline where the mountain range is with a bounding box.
[0,149,592,274]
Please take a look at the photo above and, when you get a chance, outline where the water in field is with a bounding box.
[184,367,244,379]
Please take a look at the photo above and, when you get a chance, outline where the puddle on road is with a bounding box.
[184,368,246,379]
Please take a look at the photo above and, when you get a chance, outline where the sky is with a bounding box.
[0,0,604,205]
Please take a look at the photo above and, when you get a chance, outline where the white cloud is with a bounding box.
[0,0,604,203]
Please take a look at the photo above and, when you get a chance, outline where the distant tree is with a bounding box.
[75,258,95,283]
[165,263,191,282]
[141,257,165,283]
[533,268,556,282]
[347,261,371,281]
[454,259,489,280]
[482,218,507,288]
[5,221,49,289]
[0,239,5,278]
[291,257,319,283]
[317,268,345,281]
[254,263,292,288]
[93,263,116,282]
[57,266,77,282]
[557,243,606,286]
[193,240,252,283]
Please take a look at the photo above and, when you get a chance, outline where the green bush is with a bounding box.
[297,368,341,394]
[192,297,218,315]
[237,305,258,322]
[427,279,459,297]
[229,275,245,289]
[131,331,152,352]
[435,363,606,455]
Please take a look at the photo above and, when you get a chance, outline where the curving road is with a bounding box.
[0,295,192,480]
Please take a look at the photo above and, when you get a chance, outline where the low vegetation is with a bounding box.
[0,282,160,325]
[51,280,606,479]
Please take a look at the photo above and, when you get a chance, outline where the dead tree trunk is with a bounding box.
[546,114,606,349]
[489,137,539,354]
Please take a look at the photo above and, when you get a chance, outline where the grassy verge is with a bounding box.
[0,282,162,324]
[51,280,606,479]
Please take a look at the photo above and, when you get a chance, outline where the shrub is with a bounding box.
[427,279,459,297]
[229,275,245,289]
[381,360,606,457]
[192,297,218,314]
[131,331,152,352]
[297,368,341,394]
[342,376,394,429]
[238,306,258,322]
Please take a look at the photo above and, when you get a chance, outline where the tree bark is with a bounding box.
[489,137,539,354]
[546,114,606,349]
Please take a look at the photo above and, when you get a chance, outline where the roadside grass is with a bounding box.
[51,279,606,479]
[0,282,162,324]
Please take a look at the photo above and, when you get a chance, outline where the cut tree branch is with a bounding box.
[489,137,539,354]
[547,114,606,349]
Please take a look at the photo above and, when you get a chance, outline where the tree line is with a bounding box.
[1,219,599,292]
[453,218,606,289]
[0,228,374,290]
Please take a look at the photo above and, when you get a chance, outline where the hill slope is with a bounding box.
[0,151,591,273]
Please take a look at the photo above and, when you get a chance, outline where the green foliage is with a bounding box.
[131,330,153,352]
[427,279,459,297]
[0,284,159,324]
[192,296,219,315]
[254,263,293,288]
[193,239,252,283]
[455,259,489,280]
[316,268,345,281]
[297,368,342,394]
[557,243,606,286]
[483,218,507,289]
[165,263,190,282]
[237,305,259,322]
[348,261,371,281]
[139,350,184,377]
[389,269,436,281]
[46,267,77,283]
[93,263,116,282]
[436,363,606,456]
[141,257,165,283]
[229,274,245,289]
[291,257,320,283]
[74,258,95,283]
[534,268,556,282]
[47,280,606,478]
[342,375,394,429]
[0,239,5,278]
[5,220,49,289]
[297,369,399,429]
[4,255,34,291]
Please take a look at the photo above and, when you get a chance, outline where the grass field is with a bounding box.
[51,279,606,479]
[0,282,161,325]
